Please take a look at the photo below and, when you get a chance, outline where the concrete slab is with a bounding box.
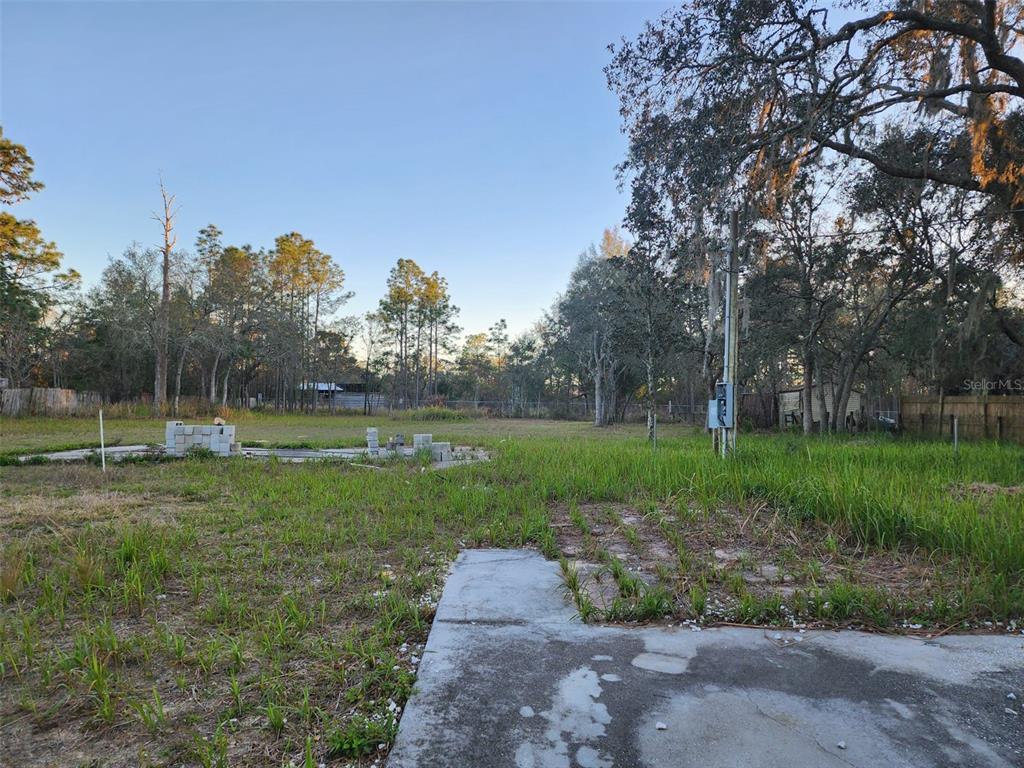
[17,444,490,470]
[18,445,157,462]
[388,549,1024,768]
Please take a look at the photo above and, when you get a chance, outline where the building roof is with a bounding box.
[297,382,344,391]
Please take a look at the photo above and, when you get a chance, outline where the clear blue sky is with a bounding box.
[1,0,670,337]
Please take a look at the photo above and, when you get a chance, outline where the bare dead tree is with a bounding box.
[152,177,178,414]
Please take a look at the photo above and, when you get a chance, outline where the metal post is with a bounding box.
[99,409,106,473]
[721,209,740,456]
[953,415,959,456]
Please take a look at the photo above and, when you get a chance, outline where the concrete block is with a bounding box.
[163,423,239,458]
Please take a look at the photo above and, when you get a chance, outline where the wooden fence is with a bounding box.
[901,395,1024,443]
[0,388,103,417]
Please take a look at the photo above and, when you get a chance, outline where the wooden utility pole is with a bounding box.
[153,179,177,414]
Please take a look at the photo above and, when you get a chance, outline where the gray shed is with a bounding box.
[778,386,863,428]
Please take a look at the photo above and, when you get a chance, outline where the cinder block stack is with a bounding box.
[431,442,452,462]
[165,421,184,453]
[413,434,433,451]
[164,421,239,457]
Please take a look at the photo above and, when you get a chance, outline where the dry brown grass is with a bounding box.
[0,546,27,602]
[1,490,192,545]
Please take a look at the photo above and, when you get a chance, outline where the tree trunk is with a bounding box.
[173,344,188,416]
[153,181,176,414]
[831,302,894,431]
[801,348,814,435]
[604,369,618,425]
[646,351,656,443]
[209,350,221,404]
[835,381,854,433]
[645,303,656,442]
[363,347,372,415]
[816,363,829,435]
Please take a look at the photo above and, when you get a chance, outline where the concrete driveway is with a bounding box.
[388,549,1024,768]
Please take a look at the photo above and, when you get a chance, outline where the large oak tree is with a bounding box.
[607,0,1024,239]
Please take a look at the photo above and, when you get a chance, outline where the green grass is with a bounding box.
[0,415,1022,766]
[0,412,658,455]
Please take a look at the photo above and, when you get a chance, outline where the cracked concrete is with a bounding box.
[387,549,1024,768]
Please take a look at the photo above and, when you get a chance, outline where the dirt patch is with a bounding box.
[951,482,1024,502]
[550,501,960,627]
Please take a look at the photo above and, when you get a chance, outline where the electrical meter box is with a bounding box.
[706,382,735,429]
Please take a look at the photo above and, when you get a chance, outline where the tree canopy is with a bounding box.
[607,0,1024,244]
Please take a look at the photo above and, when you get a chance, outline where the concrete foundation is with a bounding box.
[20,442,490,468]
[388,549,1024,768]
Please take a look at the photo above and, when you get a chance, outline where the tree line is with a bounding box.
[592,0,1024,435]
[0,132,539,415]
[4,0,1024,432]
